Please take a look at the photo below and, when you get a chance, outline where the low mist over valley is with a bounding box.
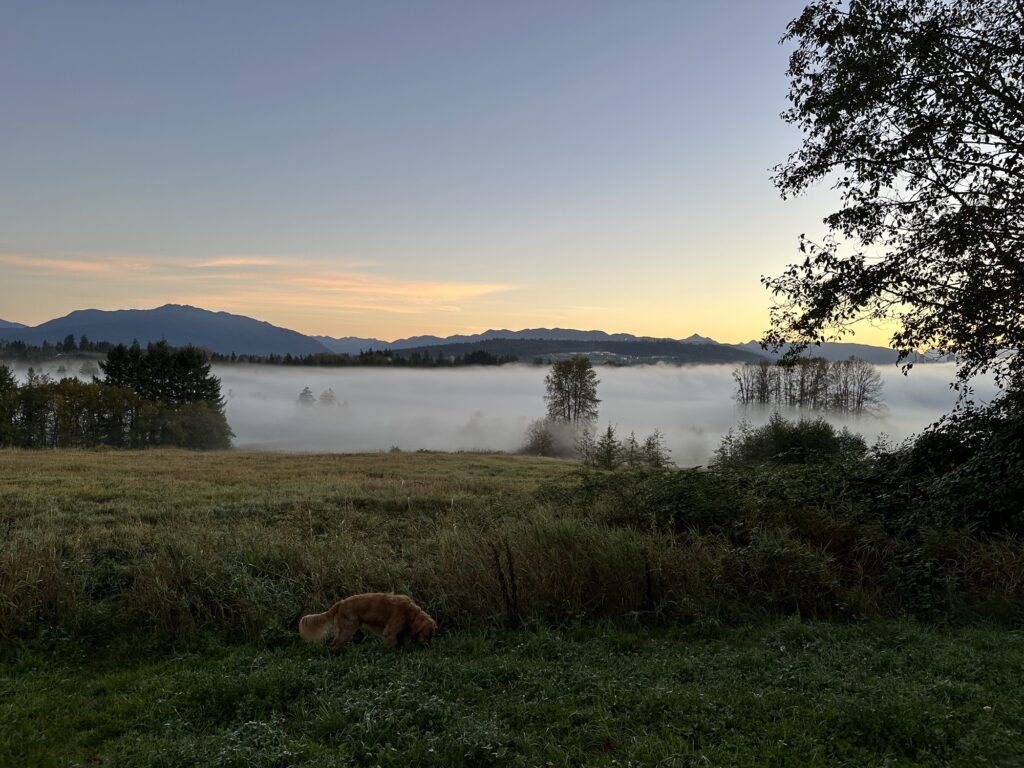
[75,362,988,463]
[217,364,996,462]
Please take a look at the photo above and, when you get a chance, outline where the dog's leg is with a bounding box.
[381,616,407,647]
[330,620,359,651]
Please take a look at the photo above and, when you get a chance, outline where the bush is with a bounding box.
[714,413,867,467]
[871,385,1024,534]
[520,418,579,458]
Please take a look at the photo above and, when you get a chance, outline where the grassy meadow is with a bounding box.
[2,448,1024,765]
[5,622,1023,767]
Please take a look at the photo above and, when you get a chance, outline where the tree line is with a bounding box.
[733,357,883,414]
[0,341,232,450]
[0,336,114,361]
[210,348,518,367]
[1,341,519,368]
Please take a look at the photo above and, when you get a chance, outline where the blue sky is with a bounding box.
[1,1,864,343]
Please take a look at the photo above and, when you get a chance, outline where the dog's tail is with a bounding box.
[298,605,336,644]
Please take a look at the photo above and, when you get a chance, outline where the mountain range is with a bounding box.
[0,305,329,357]
[0,304,929,365]
[317,329,726,354]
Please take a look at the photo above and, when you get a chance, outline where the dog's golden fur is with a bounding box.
[299,593,436,650]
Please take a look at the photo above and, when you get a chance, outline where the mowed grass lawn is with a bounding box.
[1,450,1023,766]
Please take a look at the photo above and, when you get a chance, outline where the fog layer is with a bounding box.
[211,363,994,464]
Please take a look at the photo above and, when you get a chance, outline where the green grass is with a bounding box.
[3,622,1022,767]
[3,449,1024,764]
[2,448,1023,641]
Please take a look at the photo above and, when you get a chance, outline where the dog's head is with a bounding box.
[410,610,437,645]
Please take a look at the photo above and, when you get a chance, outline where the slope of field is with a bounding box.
[2,450,1023,765]
[2,449,1021,643]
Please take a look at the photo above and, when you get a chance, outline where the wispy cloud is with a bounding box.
[190,256,285,269]
[287,274,511,302]
[1,250,518,329]
[0,253,156,275]
[176,273,513,316]
[0,253,115,274]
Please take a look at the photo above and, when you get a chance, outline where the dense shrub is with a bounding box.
[869,385,1024,534]
[519,418,579,458]
[714,413,867,467]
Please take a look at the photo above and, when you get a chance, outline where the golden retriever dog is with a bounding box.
[299,592,436,650]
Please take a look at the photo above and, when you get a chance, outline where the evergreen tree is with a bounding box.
[591,424,624,469]
[0,365,17,447]
[640,430,671,468]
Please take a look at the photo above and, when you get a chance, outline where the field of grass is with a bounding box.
[4,448,1023,646]
[4,622,1023,767]
[2,449,1024,765]
[0,449,581,642]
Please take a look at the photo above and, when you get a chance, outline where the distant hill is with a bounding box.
[314,335,391,354]
[679,333,718,345]
[0,305,331,356]
[1,304,933,366]
[390,328,656,349]
[317,327,695,354]
[393,338,767,365]
[731,340,943,366]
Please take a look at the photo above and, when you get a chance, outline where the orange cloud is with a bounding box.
[190,256,285,268]
[286,274,511,302]
[1,250,517,330]
[0,253,115,274]
[0,253,156,275]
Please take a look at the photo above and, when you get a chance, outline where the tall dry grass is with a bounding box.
[1,449,1021,645]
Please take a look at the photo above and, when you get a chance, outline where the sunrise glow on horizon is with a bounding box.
[0,1,896,348]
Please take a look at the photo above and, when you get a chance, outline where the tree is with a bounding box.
[640,430,672,468]
[297,387,316,407]
[733,357,883,414]
[521,418,556,457]
[591,424,625,469]
[99,342,232,448]
[101,341,224,407]
[320,388,337,406]
[766,0,1024,386]
[0,365,17,447]
[544,356,600,425]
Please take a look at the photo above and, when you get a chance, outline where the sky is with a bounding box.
[0,0,886,345]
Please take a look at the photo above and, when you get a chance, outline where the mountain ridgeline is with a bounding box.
[0,304,929,366]
[0,305,330,357]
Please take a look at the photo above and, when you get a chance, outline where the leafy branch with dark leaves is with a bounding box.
[765,0,1024,387]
